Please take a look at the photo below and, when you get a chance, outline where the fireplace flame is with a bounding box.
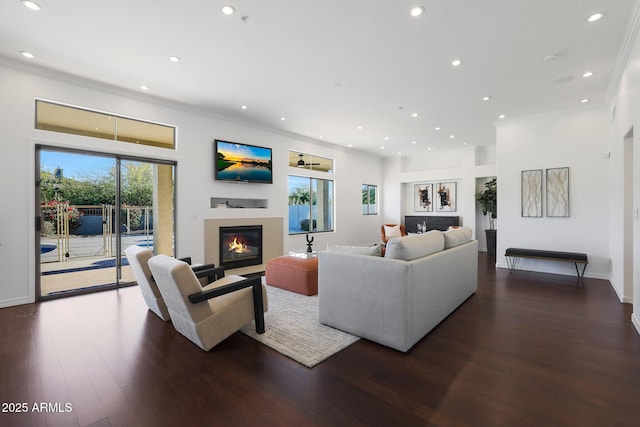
[229,236,248,253]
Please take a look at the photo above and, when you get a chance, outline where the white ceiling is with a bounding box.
[0,0,636,157]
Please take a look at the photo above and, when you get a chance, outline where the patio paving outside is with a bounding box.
[40,233,154,295]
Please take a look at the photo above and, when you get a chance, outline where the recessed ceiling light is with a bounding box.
[482,96,492,101]
[280,117,286,121]
[498,114,506,119]
[384,136,390,141]
[319,136,324,139]
[380,146,385,150]
[544,52,561,62]
[140,85,149,90]
[411,112,419,118]
[587,12,604,22]
[20,51,35,59]
[169,56,181,62]
[21,1,40,11]
[348,144,353,147]
[240,105,248,110]
[427,147,432,151]
[449,134,455,139]
[582,71,593,78]
[451,59,462,67]
[410,6,425,17]
[434,126,441,131]
[221,5,235,15]
[412,141,417,144]
[357,126,364,130]
[581,98,590,103]
[398,152,402,156]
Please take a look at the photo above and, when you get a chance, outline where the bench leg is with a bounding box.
[506,256,519,273]
[574,262,587,283]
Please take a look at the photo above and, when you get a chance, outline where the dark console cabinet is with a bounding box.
[405,216,460,233]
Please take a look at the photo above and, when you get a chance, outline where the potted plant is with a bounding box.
[475,177,497,255]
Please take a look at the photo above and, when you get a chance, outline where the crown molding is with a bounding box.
[606,0,640,104]
[0,55,376,159]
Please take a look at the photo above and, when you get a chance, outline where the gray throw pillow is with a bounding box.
[327,244,382,256]
[443,227,472,249]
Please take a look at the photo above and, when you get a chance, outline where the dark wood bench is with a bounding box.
[505,248,588,282]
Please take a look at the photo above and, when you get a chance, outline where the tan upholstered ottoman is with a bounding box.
[265,255,318,296]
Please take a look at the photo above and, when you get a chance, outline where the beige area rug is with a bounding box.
[240,284,360,368]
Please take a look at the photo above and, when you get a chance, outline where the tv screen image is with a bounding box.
[214,139,273,183]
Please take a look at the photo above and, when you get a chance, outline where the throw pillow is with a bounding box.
[384,230,444,261]
[443,226,472,249]
[327,244,382,256]
[383,224,402,239]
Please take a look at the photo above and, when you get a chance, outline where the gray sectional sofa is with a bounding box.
[318,227,478,352]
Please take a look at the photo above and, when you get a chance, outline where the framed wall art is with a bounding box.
[521,169,543,217]
[435,182,457,212]
[546,167,569,217]
[414,183,434,212]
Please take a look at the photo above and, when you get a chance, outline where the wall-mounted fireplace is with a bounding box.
[219,225,263,269]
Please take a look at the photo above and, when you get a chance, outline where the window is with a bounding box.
[288,151,334,173]
[35,100,176,149]
[362,184,377,215]
[288,176,334,234]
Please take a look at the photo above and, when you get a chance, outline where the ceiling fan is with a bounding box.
[297,153,320,168]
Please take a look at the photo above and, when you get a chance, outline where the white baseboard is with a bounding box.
[633,312,640,336]
[0,296,33,309]
[608,277,627,303]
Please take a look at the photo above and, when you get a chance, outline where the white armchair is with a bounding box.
[125,245,171,321]
[148,254,267,351]
[125,245,222,321]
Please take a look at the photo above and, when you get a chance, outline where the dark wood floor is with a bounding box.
[1,254,639,426]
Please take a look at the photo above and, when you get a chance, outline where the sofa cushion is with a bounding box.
[327,244,382,256]
[443,226,472,249]
[383,224,402,239]
[384,230,444,261]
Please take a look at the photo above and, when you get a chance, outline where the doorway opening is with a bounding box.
[624,129,635,303]
[36,147,176,299]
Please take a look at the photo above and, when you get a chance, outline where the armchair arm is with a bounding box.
[179,257,221,281]
[188,276,265,334]
[192,265,224,283]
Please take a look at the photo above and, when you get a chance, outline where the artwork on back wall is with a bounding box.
[436,182,457,212]
[414,183,434,212]
[546,167,570,217]
[521,169,543,217]
[519,167,570,218]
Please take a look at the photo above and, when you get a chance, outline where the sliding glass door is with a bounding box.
[36,147,175,299]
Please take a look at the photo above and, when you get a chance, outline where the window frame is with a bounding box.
[362,184,378,215]
[35,99,176,149]
[288,175,334,235]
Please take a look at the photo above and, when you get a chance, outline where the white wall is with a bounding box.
[495,107,611,279]
[608,9,640,331]
[382,146,496,243]
[0,63,382,308]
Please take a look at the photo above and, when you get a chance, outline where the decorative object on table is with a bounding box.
[436,182,457,211]
[521,170,542,217]
[305,233,314,253]
[475,177,497,256]
[546,167,569,217]
[414,183,434,212]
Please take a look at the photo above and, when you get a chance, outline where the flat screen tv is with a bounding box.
[214,139,273,184]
